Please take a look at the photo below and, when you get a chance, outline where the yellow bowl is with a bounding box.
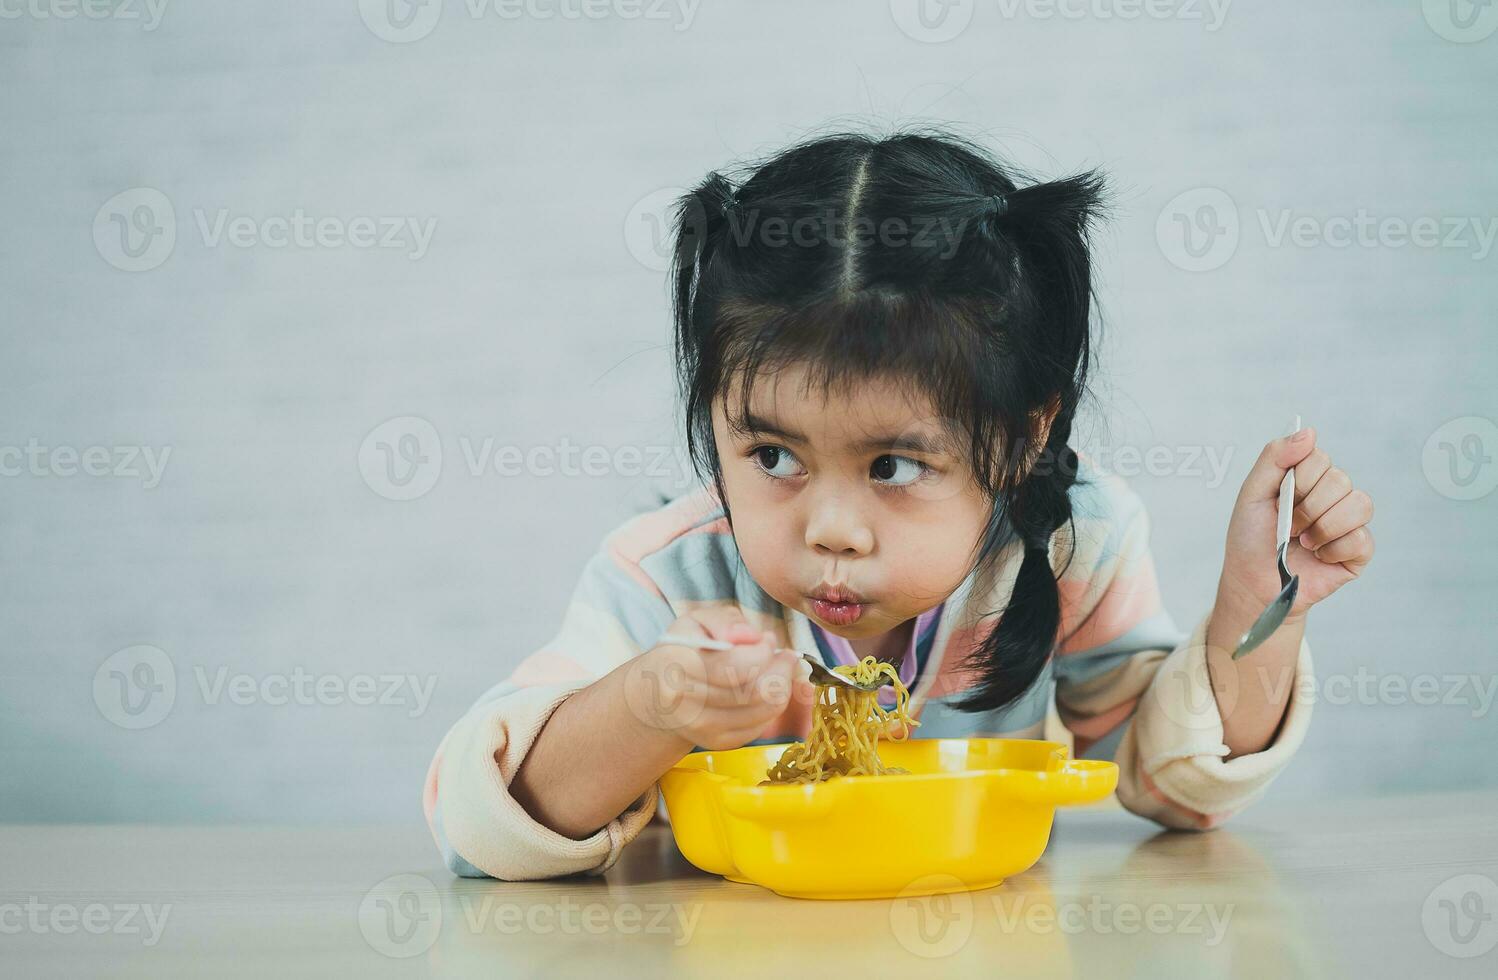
[659,738,1117,900]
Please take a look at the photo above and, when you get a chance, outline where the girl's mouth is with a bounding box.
[809,598,866,626]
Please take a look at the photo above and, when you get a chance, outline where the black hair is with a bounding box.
[668,128,1109,714]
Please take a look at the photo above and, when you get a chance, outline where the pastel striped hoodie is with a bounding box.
[424,454,1314,880]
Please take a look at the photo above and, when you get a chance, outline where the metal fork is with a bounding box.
[1231,416,1302,659]
[656,633,891,692]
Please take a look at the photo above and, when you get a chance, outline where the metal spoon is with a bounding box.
[656,633,891,692]
[1232,416,1302,659]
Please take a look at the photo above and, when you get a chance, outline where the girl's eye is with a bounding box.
[871,454,928,487]
[750,446,805,480]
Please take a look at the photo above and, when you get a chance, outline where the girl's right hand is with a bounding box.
[625,608,813,751]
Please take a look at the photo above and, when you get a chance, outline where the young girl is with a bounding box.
[424,130,1375,881]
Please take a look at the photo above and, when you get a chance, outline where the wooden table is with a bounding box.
[5,791,1496,978]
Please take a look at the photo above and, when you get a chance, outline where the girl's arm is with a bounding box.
[423,541,680,880]
[508,660,694,841]
[510,613,806,840]
[1206,425,1374,757]
[425,536,809,879]
[1204,592,1305,757]
[1051,473,1315,831]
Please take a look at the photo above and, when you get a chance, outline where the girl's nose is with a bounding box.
[804,496,874,557]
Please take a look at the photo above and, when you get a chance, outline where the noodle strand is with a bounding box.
[762,656,919,784]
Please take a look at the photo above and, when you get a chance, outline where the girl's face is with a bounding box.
[711,361,993,641]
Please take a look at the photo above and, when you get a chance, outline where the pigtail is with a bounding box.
[950,171,1107,714]
[670,172,738,348]
[951,420,1083,713]
[668,171,746,529]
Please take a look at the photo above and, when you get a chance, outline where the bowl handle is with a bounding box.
[1002,759,1119,806]
[719,782,842,822]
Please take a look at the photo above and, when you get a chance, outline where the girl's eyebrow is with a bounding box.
[736,411,954,456]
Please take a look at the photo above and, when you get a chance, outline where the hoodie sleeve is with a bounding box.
[423,531,679,880]
[1052,475,1314,830]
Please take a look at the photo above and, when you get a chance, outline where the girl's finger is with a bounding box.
[754,653,800,707]
[1299,489,1374,550]
[702,669,797,708]
[690,605,763,645]
[702,645,793,702]
[703,653,799,709]
[1239,426,1316,502]
[1292,448,1332,501]
[705,639,778,677]
[1312,526,1374,569]
[701,682,801,711]
[1297,465,1353,527]
[881,717,912,739]
[1289,450,1333,533]
[723,623,764,645]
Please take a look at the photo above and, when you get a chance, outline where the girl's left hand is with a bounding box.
[1218,425,1375,620]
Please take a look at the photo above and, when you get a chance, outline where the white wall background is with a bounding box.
[1,0,1494,824]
